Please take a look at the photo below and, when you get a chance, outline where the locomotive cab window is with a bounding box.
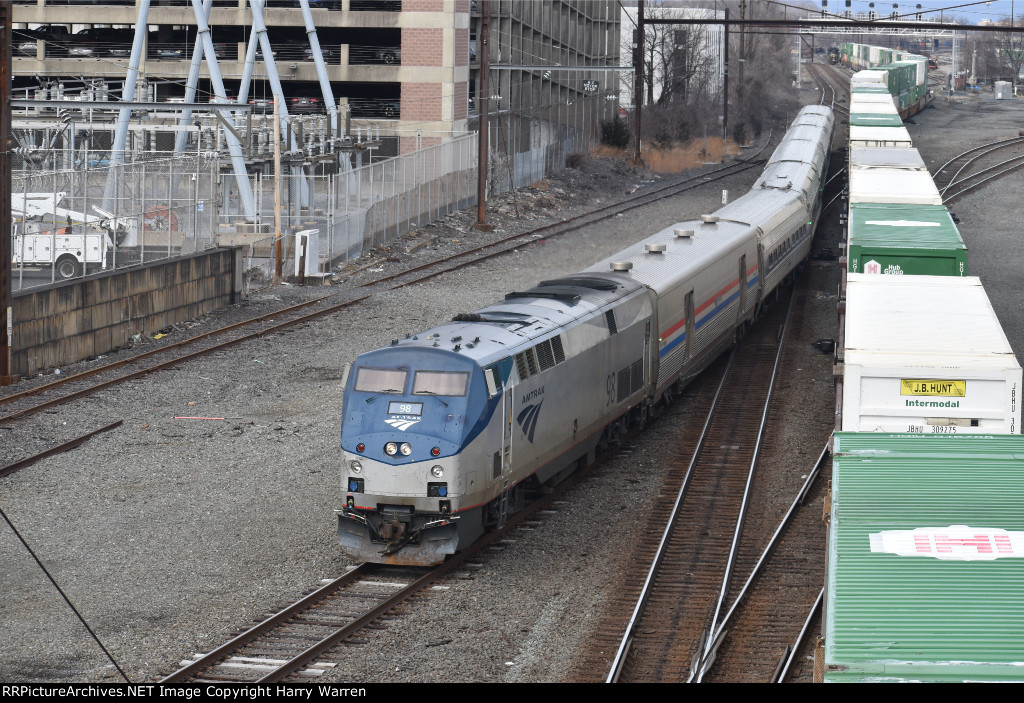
[484,366,502,398]
[354,367,407,393]
[413,370,470,396]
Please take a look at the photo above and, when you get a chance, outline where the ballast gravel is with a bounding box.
[1,92,1022,684]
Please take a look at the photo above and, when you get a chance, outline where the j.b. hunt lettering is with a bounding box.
[900,379,966,397]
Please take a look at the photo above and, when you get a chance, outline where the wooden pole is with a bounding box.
[474,0,492,231]
[633,0,644,165]
[0,1,16,384]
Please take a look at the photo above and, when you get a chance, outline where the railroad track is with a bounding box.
[933,136,1024,203]
[158,416,650,683]
[571,279,830,683]
[807,63,849,117]
[0,153,768,432]
[570,294,789,682]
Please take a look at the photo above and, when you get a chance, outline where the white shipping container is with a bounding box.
[870,46,882,65]
[849,92,899,105]
[849,146,927,171]
[852,70,886,85]
[913,57,927,86]
[849,168,941,205]
[850,96,900,115]
[849,124,912,148]
[842,275,1021,435]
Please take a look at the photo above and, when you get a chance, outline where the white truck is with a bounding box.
[11,192,133,280]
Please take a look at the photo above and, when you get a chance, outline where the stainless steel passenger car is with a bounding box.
[336,106,835,565]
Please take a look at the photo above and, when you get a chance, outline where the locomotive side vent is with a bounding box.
[515,352,530,380]
[605,310,618,335]
[674,228,694,238]
[551,335,566,364]
[492,452,502,479]
[630,359,644,394]
[617,367,630,403]
[535,340,556,371]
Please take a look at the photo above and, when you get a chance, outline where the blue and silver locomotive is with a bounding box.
[337,106,834,565]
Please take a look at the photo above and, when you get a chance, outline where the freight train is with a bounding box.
[823,45,1024,683]
[838,42,930,119]
[334,105,835,565]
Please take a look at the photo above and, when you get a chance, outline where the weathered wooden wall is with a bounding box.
[11,248,242,377]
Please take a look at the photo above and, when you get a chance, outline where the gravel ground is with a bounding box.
[1,88,1021,684]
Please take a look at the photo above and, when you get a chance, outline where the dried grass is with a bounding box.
[590,138,741,174]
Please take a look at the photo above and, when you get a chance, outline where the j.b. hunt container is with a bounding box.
[841,274,1021,434]
[847,203,967,276]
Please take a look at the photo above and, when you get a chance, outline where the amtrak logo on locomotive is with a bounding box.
[385,417,421,431]
[517,400,544,443]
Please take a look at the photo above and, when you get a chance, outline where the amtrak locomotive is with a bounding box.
[336,106,835,565]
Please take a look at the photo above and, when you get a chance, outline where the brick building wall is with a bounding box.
[401,27,445,66]
[400,82,443,122]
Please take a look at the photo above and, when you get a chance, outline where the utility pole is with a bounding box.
[0,0,15,385]
[738,1,746,100]
[633,0,644,165]
[722,7,729,160]
[474,0,492,231]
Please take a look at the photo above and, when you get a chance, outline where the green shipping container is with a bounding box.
[849,113,904,127]
[847,203,967,275]
[826,433,1024,682]
[852,84,890,94]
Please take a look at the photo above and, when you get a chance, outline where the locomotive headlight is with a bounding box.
[384,442,398,456]
[350,460,363,474]
[399,443,412,456]
[431,465,444,478]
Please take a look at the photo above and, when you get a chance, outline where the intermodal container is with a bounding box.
[849,124,912,147]
[849,146,927,171]
[847,203,967,276]
[825,433,1024,682]
[848,113,904,127]
[841,274,1021,434]
[848,168,942,205]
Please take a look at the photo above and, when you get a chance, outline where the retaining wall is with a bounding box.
[11,248,242,377]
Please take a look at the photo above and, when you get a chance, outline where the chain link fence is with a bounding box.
[11,118,593,294]
[11,150,218,292]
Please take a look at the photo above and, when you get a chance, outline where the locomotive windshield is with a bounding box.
[412,370,469,396]
[353,367,407,393]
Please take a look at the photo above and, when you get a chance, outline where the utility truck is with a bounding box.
[11,192,133,280]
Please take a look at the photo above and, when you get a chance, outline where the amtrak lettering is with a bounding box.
[521,385,545,405]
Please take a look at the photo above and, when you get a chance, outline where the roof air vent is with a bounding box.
[645,243,667,254]
[674,228,694,238]
[702,215,719,224]
[610,261,634,272]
